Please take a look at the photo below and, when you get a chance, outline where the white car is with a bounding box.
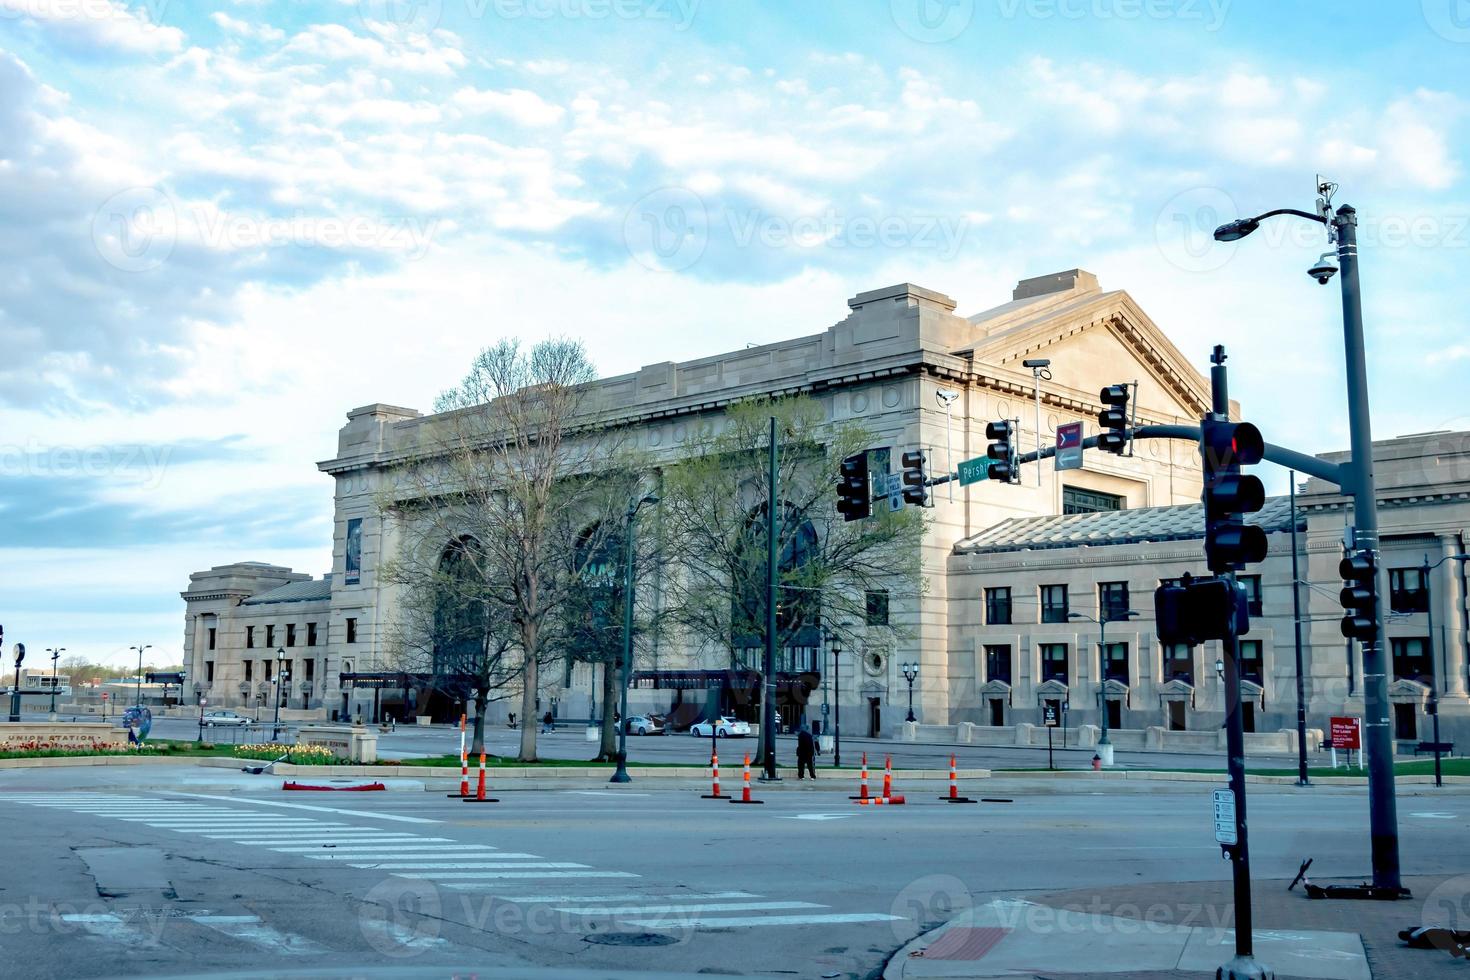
[201,710,250,727]
[689,717,751,738]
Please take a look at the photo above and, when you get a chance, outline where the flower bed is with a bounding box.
[0,741,169,760]
[233,742,345,765]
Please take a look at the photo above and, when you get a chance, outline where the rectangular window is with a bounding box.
[1163,643,1194,684]
[1239,640,1263,685]
[205,661,215,683]
[1159,577,1184,589]
[246,626,255,649]
[346,618,358,644]
[265,625,275,648]
[1040,585,1069,624]
[1040,643,1068,683]
[1391,637,1432,684]
[263,660,272,682]
[1101,641,1129,683]
[1062,486,1125,514]
[286,624,296,648]
[1099,582,1130,622]
[207,627,216,651]
[983,644,1012,685]
[1389,568,1428,614]
[1239,575,1263,617]
[307,623,318,647]
[244,661,253,682]
[305,659,315,682]
[985,587,1012,626]
[865,589,890,627]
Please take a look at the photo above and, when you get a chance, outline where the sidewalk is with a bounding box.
[886,875,1468,980]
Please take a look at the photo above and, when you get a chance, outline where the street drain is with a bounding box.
[583,932,678,947]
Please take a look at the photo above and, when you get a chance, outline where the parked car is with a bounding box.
[624,715,665,736]
[201,710,250,727]
[689,716,751,738]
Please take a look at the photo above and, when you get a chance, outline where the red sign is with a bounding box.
[1330,716,1361,749]
[101,693,109,701]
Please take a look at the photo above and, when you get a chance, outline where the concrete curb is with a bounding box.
[996,768,1470,786]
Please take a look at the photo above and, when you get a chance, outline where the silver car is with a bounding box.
[624,715,665,735]
[201,710,250,727]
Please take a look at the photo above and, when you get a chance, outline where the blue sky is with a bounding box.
[0,0,1466,667]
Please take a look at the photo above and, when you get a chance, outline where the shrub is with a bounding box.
[232,742,345,764]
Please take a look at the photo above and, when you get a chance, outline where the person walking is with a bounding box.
[542,710,555,734]
[796,726,817,780]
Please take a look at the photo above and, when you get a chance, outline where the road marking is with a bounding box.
[59,913,160,946]
[269,843,476,853]
[172,793,438,824]
[209,834,431,842]
[391,871,636,880]
[557,901,823,915]
[778,813,857,821]
[456,891,761,902]
[622,912,904,928]
[357,917,448,951]
[565,791,653,797]
[1410,812,1456,819]
[347,861,582,869]
[193,915,327,954]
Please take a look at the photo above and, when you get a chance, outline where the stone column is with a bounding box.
[1437,533,1468,698]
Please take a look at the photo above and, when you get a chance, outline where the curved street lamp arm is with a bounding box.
[1250,207,1326,225]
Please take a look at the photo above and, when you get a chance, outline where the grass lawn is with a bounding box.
[995,758,1470,778]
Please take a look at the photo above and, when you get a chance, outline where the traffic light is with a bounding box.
[1339,550,1378,641]
[836,452,871,522]
[1097,385,1131,454]
[985,420,1018,483]
[901,450,930,507]
[1199,418,1267,573]
[1156,574,1250,645]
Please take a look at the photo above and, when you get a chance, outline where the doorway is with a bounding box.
[867,698,881,738]
[988,698,1004,727]
[1168,700,1186,731]
[1242,702,1255,734]
[1105,700,1121,730]
[1394,703,1417,741]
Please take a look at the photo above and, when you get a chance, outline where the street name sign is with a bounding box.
[1212,788,1237,845]
[1055,421,1084,470]
[957,457,990,486]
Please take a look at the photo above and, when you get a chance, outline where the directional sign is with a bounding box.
[957,457,990,486]
[1055,421,1084,470]
[1212,788,1237,845]
[1043,705,1059,728]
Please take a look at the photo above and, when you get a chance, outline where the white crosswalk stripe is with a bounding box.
[193,915,328,955]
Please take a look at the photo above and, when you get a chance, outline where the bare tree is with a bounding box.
[382,337,623,762]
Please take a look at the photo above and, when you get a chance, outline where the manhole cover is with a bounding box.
[583,932,678,947]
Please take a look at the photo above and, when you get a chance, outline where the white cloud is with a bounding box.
[452,86,566,127]
[0,0,184,55]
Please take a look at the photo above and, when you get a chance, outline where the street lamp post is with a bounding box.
[901,662,919,723]
[273,648,287,742]
[198,694,207,742]
[46,647,64,715]
[8,641,24,723]
[831,634,843,768]
[611,492,659,785]
[130,644,152,709]
[1070,609,1137,766]
[1215,183,1407,895]
[1422,553,1470,788]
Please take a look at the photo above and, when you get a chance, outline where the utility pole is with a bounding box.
[760,415,780,781]
[1289,475,1309,786]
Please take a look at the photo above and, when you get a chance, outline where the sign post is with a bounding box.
[1055,421,1084,471]
[1330,716,1362,769]
[1213,788,1239,846]
[1043,703,1059,770]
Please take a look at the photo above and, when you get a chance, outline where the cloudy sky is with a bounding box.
[0,0,1465,668]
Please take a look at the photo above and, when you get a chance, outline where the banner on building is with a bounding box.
[345,518,362,585]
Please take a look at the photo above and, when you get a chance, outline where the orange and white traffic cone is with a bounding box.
[701,750,729,799]
[447,713,469,798]
[849,752,870,800]
[463,748,499,803]
[940,753,975,803]
[729,753,764,805]
[883,755,893,800]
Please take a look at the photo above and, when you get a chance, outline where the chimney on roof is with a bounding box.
[1012,269,1100,301]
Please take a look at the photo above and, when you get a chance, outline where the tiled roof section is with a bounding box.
[954,497,1298,554]
[242,575,334,605]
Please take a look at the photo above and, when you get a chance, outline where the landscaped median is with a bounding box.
[994,757,1470,785]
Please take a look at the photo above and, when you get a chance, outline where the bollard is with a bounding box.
[940,753,976,803]
[462,748,499,803]
[849,752,870,800]
[728,753,764,805]
[701,750,729,799]
[447,713,469,798]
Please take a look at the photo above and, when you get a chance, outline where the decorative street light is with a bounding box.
[8,639,24,723]
[45,647,64,715]
[830,633,843,768]
[1069,608,1138,766]
[1421,552,1470,788]
[273,648,288,742]
[610,491,660,785]
[900,661,919,723]
[130,643,152,709]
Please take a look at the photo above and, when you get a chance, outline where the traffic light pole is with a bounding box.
[761,415,780,782]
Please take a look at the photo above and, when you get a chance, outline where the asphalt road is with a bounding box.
[141,715,1288,772]
[1,763,1466,979]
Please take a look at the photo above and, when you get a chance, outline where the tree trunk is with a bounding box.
[596,660,618,760]
[518,621,539,762]
[471,687,488,758]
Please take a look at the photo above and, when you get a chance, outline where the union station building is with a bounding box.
[180,269,1470,748]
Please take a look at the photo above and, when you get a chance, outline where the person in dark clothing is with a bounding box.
[796,727,817,779]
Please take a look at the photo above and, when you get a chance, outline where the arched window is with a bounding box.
[730,504,821,655]
[433,537,486,678]
[564,522,624,664]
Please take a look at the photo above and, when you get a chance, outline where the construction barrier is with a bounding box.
[447,713,469,798]
[729,753,764,805]
[855,754,906,805]
[701,751,729,799]
[849,752,870,800]
[462,749,499,803]
[940,754,976,803]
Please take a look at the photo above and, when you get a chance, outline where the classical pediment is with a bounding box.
[1035,679,1069,698]
[980,679,1013,697]
[1388,678,1430,701]
[1100,678,1131,699]
[1158,678,1195,700]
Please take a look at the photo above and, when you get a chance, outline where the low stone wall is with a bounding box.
[0,722,128,751]
[906,721,1323,756]
[296,725,378,763]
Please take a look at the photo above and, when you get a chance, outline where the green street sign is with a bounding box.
[957,457,990,486]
